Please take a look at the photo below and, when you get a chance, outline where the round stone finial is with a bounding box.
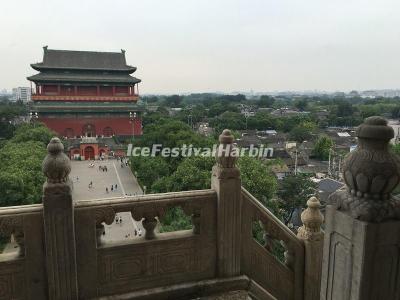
[301,197,324,227]
[356,116,394,140]
[42,137,71,183]
[216,129,238,168]
[297,196,324,241]
[219,129,234,144]
[47,137,64,154]
[339,116,400,221]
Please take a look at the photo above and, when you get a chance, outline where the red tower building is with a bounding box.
[28,47,142,139]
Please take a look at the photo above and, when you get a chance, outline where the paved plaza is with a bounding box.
[70,159,145,243]
[70,159,143,200]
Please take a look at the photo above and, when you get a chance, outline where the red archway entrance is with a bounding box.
[84,146,95,160]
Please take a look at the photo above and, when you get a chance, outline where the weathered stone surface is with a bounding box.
[332,116,400,222]
[212,129,242,277]
[297,197,324,300]
[42,137,71,184]
[321,116,400,300]
[321,206,400,300]
[196,290,250,299]
[241,188,304,300]
[42,137,78,299]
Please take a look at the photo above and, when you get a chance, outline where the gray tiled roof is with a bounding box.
[27,72,140,83]
[31,48,137,72]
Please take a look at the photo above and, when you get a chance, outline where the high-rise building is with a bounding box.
[11,87,31,102]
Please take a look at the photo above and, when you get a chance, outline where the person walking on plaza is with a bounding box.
[115,184,117,190]
[111,185,113,192]
[106,187,108,193]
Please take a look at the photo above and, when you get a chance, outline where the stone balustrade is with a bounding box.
[74,190,217,298]
[241,188,305,300]
[0,129,326,300]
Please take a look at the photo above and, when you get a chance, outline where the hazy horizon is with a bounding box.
[1,0,400,94]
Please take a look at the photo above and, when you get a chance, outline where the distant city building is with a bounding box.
[359,89,400,98]
[11,87,31,102]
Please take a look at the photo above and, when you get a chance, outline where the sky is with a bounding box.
[1,0,400,94]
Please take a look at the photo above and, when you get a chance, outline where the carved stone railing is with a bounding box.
[241,188,305,300]
[0,130,326,300]
[0,204,47,299]
[74,190,217,298]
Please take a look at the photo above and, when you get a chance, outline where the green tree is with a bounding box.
[151,156,214,193]
[258,95,275,107]
[238,156,278,215]
[289,121,316,142]
[0,141,47,206]
[312,135,334,160]
[11,123,56,145]
[164,95,183,107]
[130,156,170,191]
[277,174,317,225]
[294,99,308,111]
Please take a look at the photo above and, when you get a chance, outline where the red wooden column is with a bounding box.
[96,85,100,96]
[74,86,78,96]
[57,85,61,95]
[112,86,116,96]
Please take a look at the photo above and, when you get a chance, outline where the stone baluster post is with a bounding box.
[42,137,78,299]
[211,129,242,277]
[297,196,324,300]
[320,117,400,300]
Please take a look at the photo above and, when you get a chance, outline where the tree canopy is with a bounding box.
[312,135,334,160]
[277,174,317,225]
[0,123,56,207]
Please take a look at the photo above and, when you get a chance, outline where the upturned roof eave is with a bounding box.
[30,63,137,73]
[26,75,141,84]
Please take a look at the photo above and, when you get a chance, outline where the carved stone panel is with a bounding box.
[325,233,352,300]
[247,242,294,300]
[321,206,400,300]
[0,260,25,300]
[97,234,216,296]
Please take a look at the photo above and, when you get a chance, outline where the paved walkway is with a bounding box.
[70,159,143,200]
[70,159,145,243]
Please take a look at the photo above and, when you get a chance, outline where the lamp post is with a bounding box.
[129,112,137,145]
[29,112,38,127]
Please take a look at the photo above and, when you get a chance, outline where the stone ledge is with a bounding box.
[94,276,250,300]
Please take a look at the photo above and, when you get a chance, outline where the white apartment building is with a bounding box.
[12,87,31,102]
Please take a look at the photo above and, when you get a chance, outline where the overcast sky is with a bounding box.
[1,0,399,94]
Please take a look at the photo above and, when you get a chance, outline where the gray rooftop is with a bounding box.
[31,47,137,72]
[27,72,140,84]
